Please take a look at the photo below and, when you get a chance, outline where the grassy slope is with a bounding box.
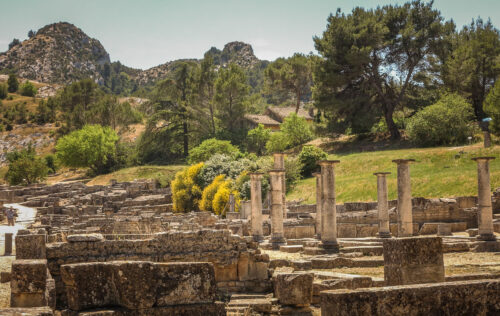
[86,165,185,186]
[288,144,500,204]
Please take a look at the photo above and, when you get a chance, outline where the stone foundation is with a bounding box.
[321,279,500,316]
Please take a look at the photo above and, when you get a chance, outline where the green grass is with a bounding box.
[288,144,500,204]
[87,165,185,186]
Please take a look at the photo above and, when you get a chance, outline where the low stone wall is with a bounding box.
[45,230,269,308]
[60,261,218,314]
[320,279,500,316]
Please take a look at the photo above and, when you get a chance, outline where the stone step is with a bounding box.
[227,298,273,313]
[280,245,304,253]
[340,246,383,256]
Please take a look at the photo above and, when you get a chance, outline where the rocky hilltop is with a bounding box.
[0,22,109,84]
[132,42,262,86]
[0,22,266,87]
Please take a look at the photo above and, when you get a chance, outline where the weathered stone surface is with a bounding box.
[383,237,444,286]
[66,233,104,242]
[321,279,500,316]
[10,259,54,308]
[0,307,53,315]
[274,273,313,306]
[61,261,216,311]
[15,234,46,259]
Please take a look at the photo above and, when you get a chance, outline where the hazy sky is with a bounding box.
[0,0,499,69]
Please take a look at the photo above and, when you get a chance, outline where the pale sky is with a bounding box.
[0,0,499,70]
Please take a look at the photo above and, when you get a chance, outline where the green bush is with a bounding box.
[171,163,204,212]
[188,138,241,164]
[298,145,328,177]
[265,132,288,153]
[284,155,302,192]
[247,124,271,155]
[0,83,7,99]
[7,73,18,93]
[44,154,58,174]
[484,80,500,136]
[281,113,313,147]
[5,146,48,185]
[55,125,119,175]
[19,81,37,97]
[198,154,255,188]
[407,94,475,146]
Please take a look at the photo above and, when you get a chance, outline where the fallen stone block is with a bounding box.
[383,237,444,286]
[274,272,313,306]
[0,307,53,315]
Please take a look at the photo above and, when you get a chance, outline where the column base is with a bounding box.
[319,241,339,253]
[271,235,286,250]
[377,231,392,238]
[476,234,497,241]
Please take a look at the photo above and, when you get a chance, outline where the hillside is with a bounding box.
[0,22,268,88]
[0,22,109,84]
[288,143,500,204]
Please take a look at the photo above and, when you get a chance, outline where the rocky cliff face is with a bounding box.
[0,23,264,87]
[0,22,110,84]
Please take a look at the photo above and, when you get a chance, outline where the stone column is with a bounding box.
[4,233,12,255]
[249,173,264,241]
[374,172,391,238]
[269,169,286,246]
[240,200,251,220]
[484,131,492,148]
[229,194,235,213]
[392,159,415,237]
[319,160,340,251]
[313,172,323,239]
[472,157,496,241]
[273,153,287,218]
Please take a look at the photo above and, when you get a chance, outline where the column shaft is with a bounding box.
[313,172,323,238]
[375,173,391,238]
[269,169,286,244]
[250,173,263,241]
[320,161,340,250]
[393,160,414,237]
[273,153,287,218]
[474,157,496,241]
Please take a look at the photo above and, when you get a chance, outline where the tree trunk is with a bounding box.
[295,90,301,114]
[384,106,400,140]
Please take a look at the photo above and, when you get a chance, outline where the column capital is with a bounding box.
[312,172,322,177]
[249,172,264,179]
[272,152,286,158]
[318,160,340,166]
[471,156,496,162]
[392,159,415,164]
[374,172,391,176]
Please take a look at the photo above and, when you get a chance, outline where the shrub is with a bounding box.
[247,124,271,155]
[200,175,226,213]
[55,125,119,175]
[407,94,475,146]
[198,154,256,188]
[284,155,302,192]
[484,80,500,136]
[188,138,241,164]
[5,146,48,185]
[281,113,313,147]
[19,81,37,97]
[212,180,240,216]
[171,163,204,212]
[265,132,288,153]
[7,73,18,93]
[298,145,328,177]
[0,83,7,99]
[44,154,58,174]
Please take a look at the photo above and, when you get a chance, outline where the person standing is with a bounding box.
[6,207,15,226]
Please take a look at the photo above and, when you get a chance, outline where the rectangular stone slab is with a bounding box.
[321,279,500,316]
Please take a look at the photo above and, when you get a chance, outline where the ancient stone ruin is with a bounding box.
[0,155,499,315]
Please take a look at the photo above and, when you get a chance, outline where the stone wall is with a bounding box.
[321,279,500,316]
[45,230,269,308]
